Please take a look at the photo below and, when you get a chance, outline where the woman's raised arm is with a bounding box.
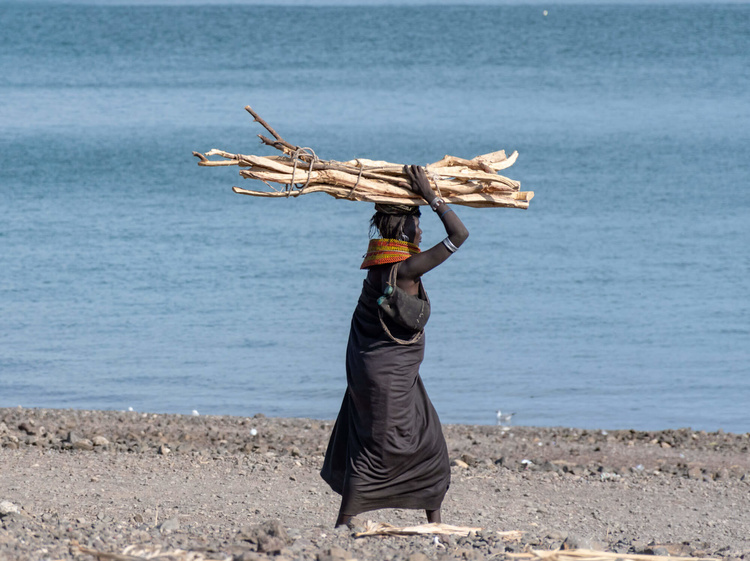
[398,165,469,280]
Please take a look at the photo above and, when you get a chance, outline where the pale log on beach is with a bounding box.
[192,106,534,209]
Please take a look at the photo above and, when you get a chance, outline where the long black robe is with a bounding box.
[320,279,450,516]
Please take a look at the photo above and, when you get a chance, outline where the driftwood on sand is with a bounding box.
[509,549,719,561]
[192,106,534,209]
[73,541,230,561]
[352,521,489,538]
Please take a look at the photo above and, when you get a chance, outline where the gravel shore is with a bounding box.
[1,407,749,561]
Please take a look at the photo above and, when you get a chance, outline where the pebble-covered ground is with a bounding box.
[1,407,749,561]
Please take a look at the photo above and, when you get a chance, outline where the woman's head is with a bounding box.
[370,204,422,245]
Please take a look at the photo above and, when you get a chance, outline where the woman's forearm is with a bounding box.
[432,199,469,247]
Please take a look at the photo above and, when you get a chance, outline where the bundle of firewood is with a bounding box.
[193,107,534,209]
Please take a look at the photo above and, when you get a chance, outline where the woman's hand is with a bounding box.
[397,163,468,281]
[403,165,436,204]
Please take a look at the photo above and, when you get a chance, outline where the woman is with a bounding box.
[320,165,469,528]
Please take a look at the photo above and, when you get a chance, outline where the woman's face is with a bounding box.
[403,216,422,246]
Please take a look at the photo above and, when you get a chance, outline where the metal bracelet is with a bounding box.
[430,197,445,211]
[442,237,459,253]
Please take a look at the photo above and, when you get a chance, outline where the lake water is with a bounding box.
[1,1,749,432]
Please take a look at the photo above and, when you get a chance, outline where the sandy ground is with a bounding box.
[1,407,749,561]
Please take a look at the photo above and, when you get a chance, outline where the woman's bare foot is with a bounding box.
[426,509,441,524]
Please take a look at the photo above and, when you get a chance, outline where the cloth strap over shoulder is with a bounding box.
[377,262,431,345]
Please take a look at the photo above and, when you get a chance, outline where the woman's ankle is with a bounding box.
[335,513,353,528]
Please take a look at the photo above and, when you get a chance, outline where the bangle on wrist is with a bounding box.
[439,207,454,218]
[430,197,445,211]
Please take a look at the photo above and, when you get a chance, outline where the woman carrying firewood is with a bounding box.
[321,165,470,528]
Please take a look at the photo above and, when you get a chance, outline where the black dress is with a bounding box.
[320,278,450,516]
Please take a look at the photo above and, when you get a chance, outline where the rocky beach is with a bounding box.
[1,407,749,561]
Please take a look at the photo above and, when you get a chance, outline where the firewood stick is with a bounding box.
[239,168,409,197]
[238,167,517,198]
[202,163,519,202]
[428,155,495,173]
[261,156,413,186]
[288,157,409,186]
[232,184,532,209]
[205,149,410,186]
[432,180,516,195]
[233,184,419,202]
[431,170,520,189]
[217,150,519,191]
[199,149,516,176]
[244,106,297,152]
[197,148,518,189]
[472,149,508,163]
[483,150,518,171]
[199,152,518,192]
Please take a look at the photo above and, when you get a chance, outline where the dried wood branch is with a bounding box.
[73,541,231,561]
[353,521,487,538]
[193,106,534,209]
[507,549,719,561]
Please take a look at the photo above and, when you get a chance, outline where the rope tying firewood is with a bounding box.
[347,159,365,200]
[288,146,319,194]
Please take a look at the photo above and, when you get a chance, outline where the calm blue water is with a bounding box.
[1,1,749,432]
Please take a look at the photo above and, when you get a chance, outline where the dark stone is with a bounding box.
[317,546,353,561]
[546,529,568,541]
[562,535,595,550]
[72,439,94,451]
[456,548,482,560]
[18,422,37,436]
[233,552,265,561]
[540,461,562,474]
[346,516,366,534]
[566,464,586,476]
[257,535,286,554]
[461,453,478,467]
[476,529,494,541]
[237,519,292,549]
[66,431,83,444]
[612,541,631,554]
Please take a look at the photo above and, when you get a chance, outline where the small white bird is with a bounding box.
[496,410,516,426]
[191,410,200,416]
